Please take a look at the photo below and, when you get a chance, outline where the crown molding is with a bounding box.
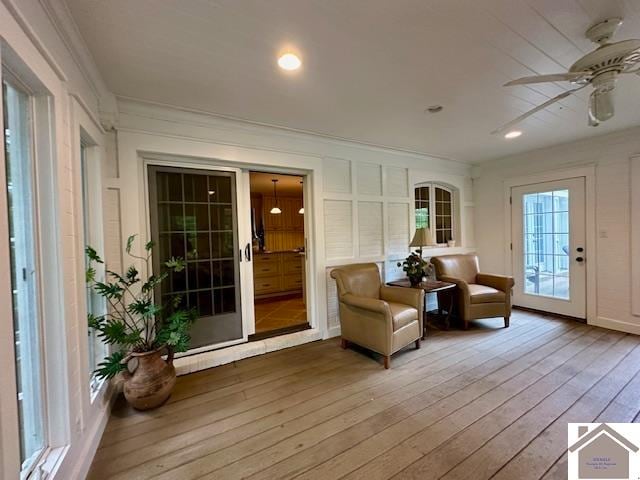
[1,0,67,81]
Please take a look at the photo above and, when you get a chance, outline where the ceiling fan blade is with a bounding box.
[491,86,588,135]
[504,72,591,86]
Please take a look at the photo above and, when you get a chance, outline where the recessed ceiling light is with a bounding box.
[278,53,302,71]
[504,130,522,139]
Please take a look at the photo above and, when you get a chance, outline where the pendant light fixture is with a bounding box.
[270,179,282,214]
[298,180,304,214]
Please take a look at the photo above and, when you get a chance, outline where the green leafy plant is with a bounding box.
[86,235,196,380]
[397,252,429,285]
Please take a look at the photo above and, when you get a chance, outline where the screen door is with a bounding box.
[148,166,243,349]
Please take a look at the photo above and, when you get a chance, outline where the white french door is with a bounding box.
[511,177,586,318]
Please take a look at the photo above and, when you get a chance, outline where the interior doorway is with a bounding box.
[248,172,309,339]
[511,177,587,319]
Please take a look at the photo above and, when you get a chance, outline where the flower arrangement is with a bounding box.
[397,252,429,286]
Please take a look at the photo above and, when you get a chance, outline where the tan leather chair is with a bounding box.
[431,254,514,330]
[330,263,424,369]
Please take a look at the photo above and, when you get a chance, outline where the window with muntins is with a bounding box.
[414,183,455,244]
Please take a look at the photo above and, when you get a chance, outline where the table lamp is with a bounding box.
[409,227,435,257]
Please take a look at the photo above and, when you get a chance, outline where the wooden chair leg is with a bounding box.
[504,316,510,328]
[384,356,390,369]
[415,339,421,349]
[341,338,348,349]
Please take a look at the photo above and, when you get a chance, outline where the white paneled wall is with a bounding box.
[473,127,640,334]
[357,162,382,195]
[385,166,409,197]
[115,99,474,344]
[322,157,473,336]
[324,200,354,260]
[323,157,352,194]
[358,201,383,257]
[387,202,410,256]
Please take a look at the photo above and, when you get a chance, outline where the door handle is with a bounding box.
[576,256,584,262]
[245,243,252,262]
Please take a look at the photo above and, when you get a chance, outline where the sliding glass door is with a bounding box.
[3,78,46,472]
[148,166,243,350]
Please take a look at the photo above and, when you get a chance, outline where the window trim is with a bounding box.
[70,99,108,403]
[414,182,457,247]
[1,50,70,479]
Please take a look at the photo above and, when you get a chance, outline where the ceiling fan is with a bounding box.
[492,18,640,135]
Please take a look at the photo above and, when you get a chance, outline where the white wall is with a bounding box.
[114,98,475,360]
[0,1,116,478]
[473,126,640,334]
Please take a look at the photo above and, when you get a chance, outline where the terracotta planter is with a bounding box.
[122,347,176,410]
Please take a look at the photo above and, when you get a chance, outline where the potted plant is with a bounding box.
[85,235,196,410]
[397,252,429,287]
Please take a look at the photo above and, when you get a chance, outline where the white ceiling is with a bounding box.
[66,0,640,163]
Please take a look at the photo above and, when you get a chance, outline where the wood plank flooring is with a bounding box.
[88,311,640,480]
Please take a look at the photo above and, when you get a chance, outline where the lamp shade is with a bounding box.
[409,227,435,248]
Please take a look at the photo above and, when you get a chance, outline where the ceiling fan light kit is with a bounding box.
[494,18,640,134]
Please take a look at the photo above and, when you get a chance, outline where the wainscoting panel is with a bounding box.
[358,201,384,257]
[387,202,410,257]
[385,166,409,198]
[324,199,354,260]
[323,157,352,194]
[357,162,382,196]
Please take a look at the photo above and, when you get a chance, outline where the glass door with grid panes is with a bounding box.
[511,178,586,318]
[148,166,243,350]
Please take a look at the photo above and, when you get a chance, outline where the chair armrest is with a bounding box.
[476,273,515,292]
[380,286,424,310]
[340,294,390,316]
[439,275,470,295]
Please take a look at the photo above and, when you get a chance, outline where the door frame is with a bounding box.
[503,165,596,323]
[240,167,313,336]
[143,158,251,354]
[140,155,318,355]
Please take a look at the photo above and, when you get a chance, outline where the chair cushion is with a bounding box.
[388,302,418,331]
[468,284,505,304]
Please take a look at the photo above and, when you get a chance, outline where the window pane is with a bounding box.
[521,189,570,299]
[4,80,46,471]
[81,143,107,384]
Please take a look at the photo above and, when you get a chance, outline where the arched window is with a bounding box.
[414,183,455,244]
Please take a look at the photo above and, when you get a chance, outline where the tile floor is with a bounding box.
[254,296,307,334]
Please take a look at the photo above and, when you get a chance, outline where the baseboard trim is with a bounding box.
[173,328,322,375]
[327,325,341,339]
[592,316,640,335]
[512,305,586,323]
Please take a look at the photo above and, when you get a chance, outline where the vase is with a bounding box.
[409,276,422,287]
[122,347,176,410]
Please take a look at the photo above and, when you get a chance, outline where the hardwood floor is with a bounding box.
[87,311,640,480]
[254,296,307,334]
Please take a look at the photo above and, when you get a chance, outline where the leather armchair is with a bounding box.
[330,263,424,369]
[431,254,514,329]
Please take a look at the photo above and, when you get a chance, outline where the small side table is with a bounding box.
[386,279,456,338]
